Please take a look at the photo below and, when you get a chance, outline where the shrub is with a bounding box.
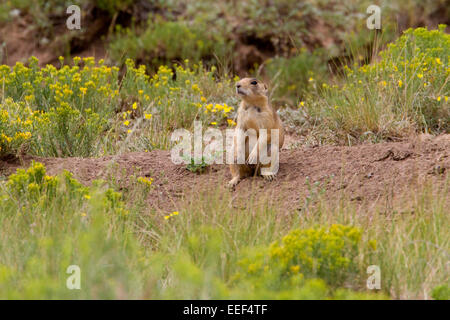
[0,98,34,157]
[432,285,450,300]
[378,25,450,131]
[0,56,237,156]
[269,224,362,286]
[237,224,363,289]
[0,57,120,156]
[3,161,127,216]
[223,224,384,299]
[0,57,120,117]
[303,25,449,142]
[118,59,237,151]
[109,19,228,68]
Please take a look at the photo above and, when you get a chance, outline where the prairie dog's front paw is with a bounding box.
[262,173,276,181]
[228,177,240,188]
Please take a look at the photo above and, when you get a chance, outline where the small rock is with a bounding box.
[40,37,50,46]
[430,165,445,175]
[9,9,21,18]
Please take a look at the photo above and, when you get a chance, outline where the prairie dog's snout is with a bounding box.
[235,78,267,98]
[236,83,246,95]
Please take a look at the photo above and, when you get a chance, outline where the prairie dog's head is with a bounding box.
[236,78,268,102]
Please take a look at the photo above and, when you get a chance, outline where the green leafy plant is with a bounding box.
[186,157,209,174]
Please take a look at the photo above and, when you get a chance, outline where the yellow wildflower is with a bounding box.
[290,265,300,274]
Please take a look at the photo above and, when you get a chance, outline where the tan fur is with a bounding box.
[228,78,284,187]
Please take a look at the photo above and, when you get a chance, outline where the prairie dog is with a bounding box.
[228,78,284,187]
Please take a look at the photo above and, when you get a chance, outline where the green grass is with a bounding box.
[0,162,447,299]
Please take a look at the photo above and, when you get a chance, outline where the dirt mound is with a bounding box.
[1,135,448,211]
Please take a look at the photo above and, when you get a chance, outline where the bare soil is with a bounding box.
[0,10,109,66]
[1,134,448,212]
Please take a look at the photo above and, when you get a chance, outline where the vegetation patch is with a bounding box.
[301,26,449,143]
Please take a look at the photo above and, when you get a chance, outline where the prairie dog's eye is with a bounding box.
[250,80,258,85]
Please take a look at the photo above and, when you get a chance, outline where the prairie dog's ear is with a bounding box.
[263,83,268,94]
